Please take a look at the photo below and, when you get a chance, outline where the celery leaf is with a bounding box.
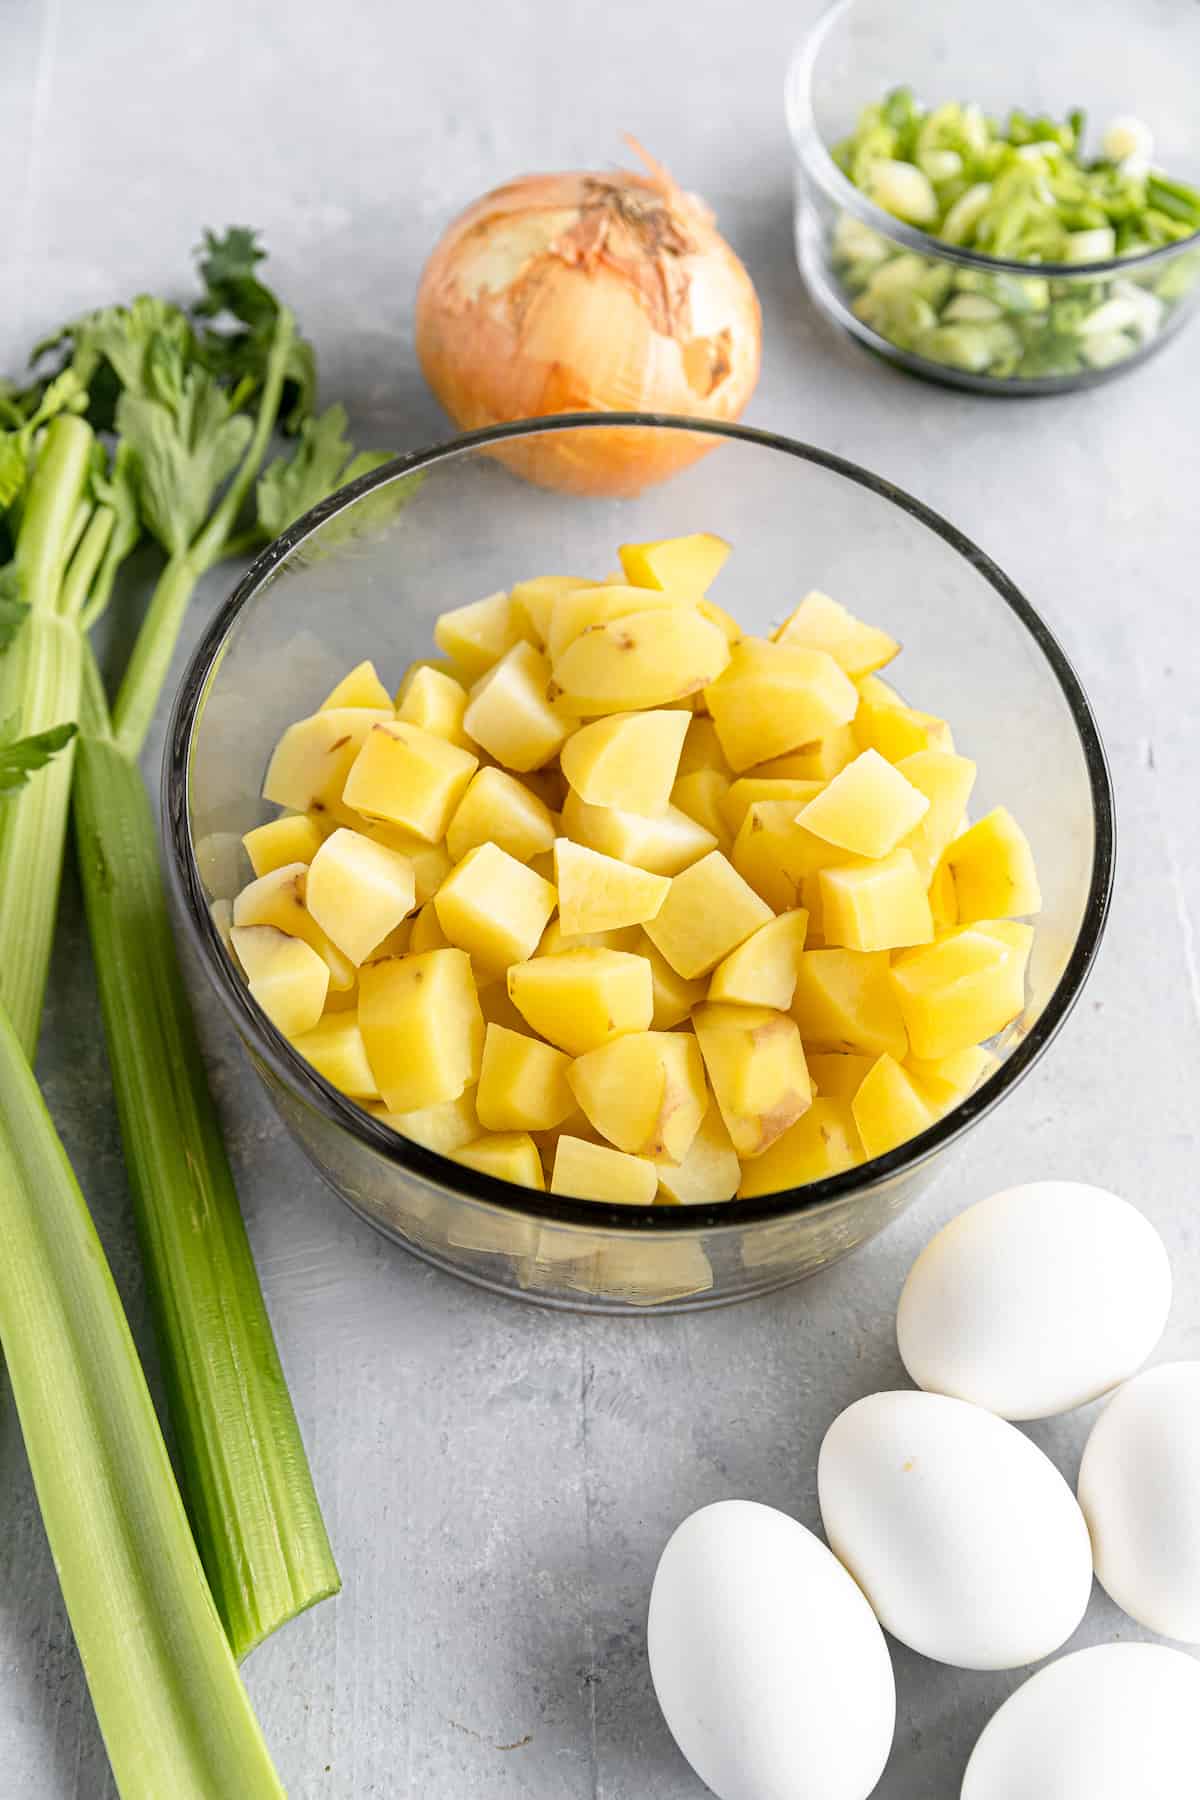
[0,719,76,794]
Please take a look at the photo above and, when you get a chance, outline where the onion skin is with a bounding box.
[415,153,762,496]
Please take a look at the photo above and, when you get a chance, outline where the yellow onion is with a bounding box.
[415,142,762,496]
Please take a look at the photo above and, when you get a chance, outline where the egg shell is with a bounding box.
[647,1499,895,1800]
[962,1642,1200,1798]
[896,1181,1171,1421]
[818,1391,1093,1670]
[1078,1361,1200,1642]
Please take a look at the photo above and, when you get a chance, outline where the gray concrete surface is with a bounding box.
[2,1,1199,1794]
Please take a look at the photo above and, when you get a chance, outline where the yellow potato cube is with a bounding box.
[655,1107,741,1204]
[305,827,417,966]
[353,821,451,905]
[550,1136,658,1205]
[546,584,684,664]
[477,978,535,1034]
[676,717,732,779]
[319,660,394,711]
[368,918,413,961]
[561,791,716,876]
[805,1051,875,1099]
[721,777,826,839]
[749,727,858,783]
[230,924,329,1038]
[771,591,899,678]
[368,1089,480,1156]
[852,1054,935,1159]
[797,749,930,859]
[537,919,641,956]
[508,949,653,1057]
[446,766,557,865]
[463,641,572,772]
[708,910,809,1009]
[434,589,527,681]
[693,1003,812,1158]
[890,924,1032,1060]
[644,850,774,979]
[560,709,691,817]
[731,802,846,914]
[671,770,733,852]
[945,807,1042,921]
[791,948,908,1060]
[906,1045,999,1115]
[358,948,484,1113]
[568,1031,707,1162]
[509,575,600,646]
[409,899,454,955]
[705,639,859,772]
[262,706,393,815]
[476,1024,575,1133]
[553,840,669,936]
[858,673,905,708]
[697,598,744,645]
[291,1012,379,1098]
[395,664,471,747]
[453,1132,546,1191]
[435,843,557,973]
[232,862,355,989]
[635,932,708,1029]
[342,721,478,841]
[819,848,934,952]
[619,533,730,594]
[737,1096,862,1196]
[855,697,954,762]
[550,606,730,715]
[242,813,325,877]
[928,859,958,930]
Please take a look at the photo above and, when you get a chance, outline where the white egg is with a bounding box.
[818,1391,1093,1670]
[1078,1361,1200,1641]
[647,1499,895,1800]
[961,1643,1200,1798]
[896,1182,1171,1420]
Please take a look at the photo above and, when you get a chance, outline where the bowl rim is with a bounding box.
[163,411,1115,1235]
[785,0,1200,279]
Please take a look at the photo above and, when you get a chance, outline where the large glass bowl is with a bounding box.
[163,416,1113,1312]
[787,0,1200,393]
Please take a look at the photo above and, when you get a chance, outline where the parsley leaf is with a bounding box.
[193,227,316,430]
[0,719,77,795]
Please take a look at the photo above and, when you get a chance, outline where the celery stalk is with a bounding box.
[74,645,340,1658]
[0,998,285,1797]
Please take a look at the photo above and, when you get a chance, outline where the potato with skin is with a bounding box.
[705,638,859,771]
[644,850,774,980]
[476,1025,575,1133]
[791,948,908,1061]
[945,807,1042,921]
[890,923,1032,1060]
[560,710,691,817]
[708,910,809,1009]
[852,1054,935,1159]
[305,827,417,965]
[619,533,730,594]
[568,1031,707,1162]
[550,607,730,715]
[463,641,573,771]
[232,862,355,990]
[553,840,670,936]
[771,591,899,678]
[435,842,557,972]
[550,1136,659,1204]
[342,721,478,840]
[243,813,325,877]
[546,584,684,663]
[446,766,556,865]
[263,706,393,815]
[319,660,395,711]
[693,1003,812,1159]
[507,948,653,1057]
[797,749,929,860]
[230,924,329,1038]
[737,1096,862,1195]
[358,948,484,1113]
[433,589,527,680]
[656,1107,741,1204]
[561,791,716,876]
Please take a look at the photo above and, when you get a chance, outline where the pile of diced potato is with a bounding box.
[224,534,1040,1205]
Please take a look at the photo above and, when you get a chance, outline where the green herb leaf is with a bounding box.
[193,228,317,430]
[0,720,77,795]
[255,405,406,550]
[117,375,253,557]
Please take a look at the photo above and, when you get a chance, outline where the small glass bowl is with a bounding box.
[164,416,1113,1312]
[787,0,1200,393]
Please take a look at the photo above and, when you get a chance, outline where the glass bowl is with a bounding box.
[163,415,1113,1312]
[787,0,1200,393]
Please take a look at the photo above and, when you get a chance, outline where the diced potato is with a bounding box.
[291,1012,379,1098]
[737,1096,862,1195]
[749,727,858,782]
[230,924,328,1038]
[855,696,954,762]
[537,919,641,956]
[560,710,690,817]
[890,924,1032,1060]
[945,807,1042,921]
[895,750,977,883]
[928,860,958,930]
[906,1045,999,1115]
[731,802,845,914]
[721,777,826,839]
[305,827,417,965]
[358,948,484,1113]
[507,948,653,1057]
[693,1003,812,1158]
[368,918,413,961]
[805,1051,875,1099]
[819,849,934,953]
[342,721,478,841]
[644,850,774,979]
[435,842,557,972]
[395,664,471,746]
[446,766,557,865]
[509,575,599,647]
[852,1054,935,1159]
[409,899,453,954]
[671,769,733,852]
[791,948,908,1060]
[676,717,732,779]
[529,850,557,883]
[619,533,730,594]
[368,1088,479,1155]
[655,1107,741,1204]
[550,1136,659,1205]
[476,1024,575,1133]
[232,862,355,989]
[550,607,730,715]
[705,639,859,771]
[319,660,394,711]
[561,791,716,876]
[546,584,685,663]
[463,641,572,772]
[553,839,669,936]
[858,674,904,708]
[355,822,451,904]
[697,598,743,645]
[243,813,325,877]
[263,706,393,815]
[797,749,929,859]
[708,910,809,1009]
[635,932,708,1029]
[771,591,899,678]
[434,589,527,680]
[453,1132,546,1190]
[477,978,535,1034]
[568,1031,706,1162]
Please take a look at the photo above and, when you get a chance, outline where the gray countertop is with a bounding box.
[3,1,1198,1794]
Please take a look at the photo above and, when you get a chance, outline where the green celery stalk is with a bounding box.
[0,997,285,1797]
[74,643,339,1658]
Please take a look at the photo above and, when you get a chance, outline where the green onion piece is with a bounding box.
[0,997,285,1797]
